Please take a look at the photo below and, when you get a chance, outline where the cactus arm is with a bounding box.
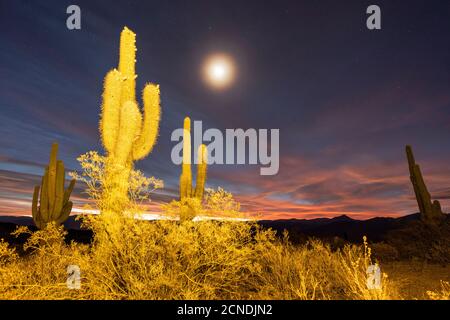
[52,160,65,219]
[56,201,73,225]
[118,27,136,105]
[32,186,40,226]
[410,168,426,214]
[406,145,428,215]
[132,84,161,160]
[405,145,415,170]
[406,145,444,222]
[180,117,192,199]
[32,185,39,215]
[40,167,50,222]
[432,200,442,216]
[194,144,208,200]
[413,164,433,215]
[64,179,76,204]
[47,143,58,212]
[101,69,123,154]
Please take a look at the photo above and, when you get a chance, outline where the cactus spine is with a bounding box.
[179,117,208,201]
[100,27,161,212]
[406,145,444,222]
[32,142,76,229]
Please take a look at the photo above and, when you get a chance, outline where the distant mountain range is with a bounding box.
[259,214,424,243]
[0,213,429,245]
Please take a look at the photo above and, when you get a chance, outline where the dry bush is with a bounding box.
[203,187,241,217]
[69,151,163,213]
[161,187,243,222]
[386,219,450,264]
[427,281,450,300]
[0,217,402,300]
[255,235,398,300]
[371,242,399,262]
[161,197,203,222]
[0,224,91,299]
[79,212,274,299]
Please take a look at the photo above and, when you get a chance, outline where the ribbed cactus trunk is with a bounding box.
[406,145,444,223]
[32,142,76,229]
[103,158,133,212]
[100,27,161,214]
[194,144,208,200]
[179,117,208,202]
[180,117,193,199]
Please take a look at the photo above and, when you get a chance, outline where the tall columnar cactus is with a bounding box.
[100,27,161,211]
[406,145,444,222]
[32,143,76,229]
[179,117,208,201]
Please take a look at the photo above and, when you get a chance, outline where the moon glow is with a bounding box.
[203,54,235,89]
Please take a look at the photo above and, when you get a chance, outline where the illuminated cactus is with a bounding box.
[194,144,208,200]
[406,145,444,222]
[179,117,208,201]
[32,143,76,229]
[100,27,161,211]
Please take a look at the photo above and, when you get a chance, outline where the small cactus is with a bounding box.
[179,117,208,201]
[32,142,76,229]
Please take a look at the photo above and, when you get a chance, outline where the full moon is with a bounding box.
[203,54,235,89]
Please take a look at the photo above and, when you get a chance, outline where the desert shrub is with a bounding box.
[74,212,276,299]
[69,151,163,212]
[162,187,243,222]
[80,222,396,299]
[0,238,18,266]
[427,281,450,300]
[161,197,204,222]
[371,242,399,262]
[255,236,337,299]
[0,223,91,299]
[0,216,402,300]
[328,236,349,251]
[334,237,398,300]
[386,219,450,264]
[203,187,241,216]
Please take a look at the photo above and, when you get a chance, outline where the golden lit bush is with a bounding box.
[0,224,90,299]
[203,187,241,217]
[334,237,397,299]
[70,151,163,213]
[162,187,243,221]
[427,281,450,300]
[162,197,204,222]
[0,217,404,300]
[0,239,18,267]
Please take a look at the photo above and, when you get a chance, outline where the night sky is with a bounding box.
[1,0,449,219]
